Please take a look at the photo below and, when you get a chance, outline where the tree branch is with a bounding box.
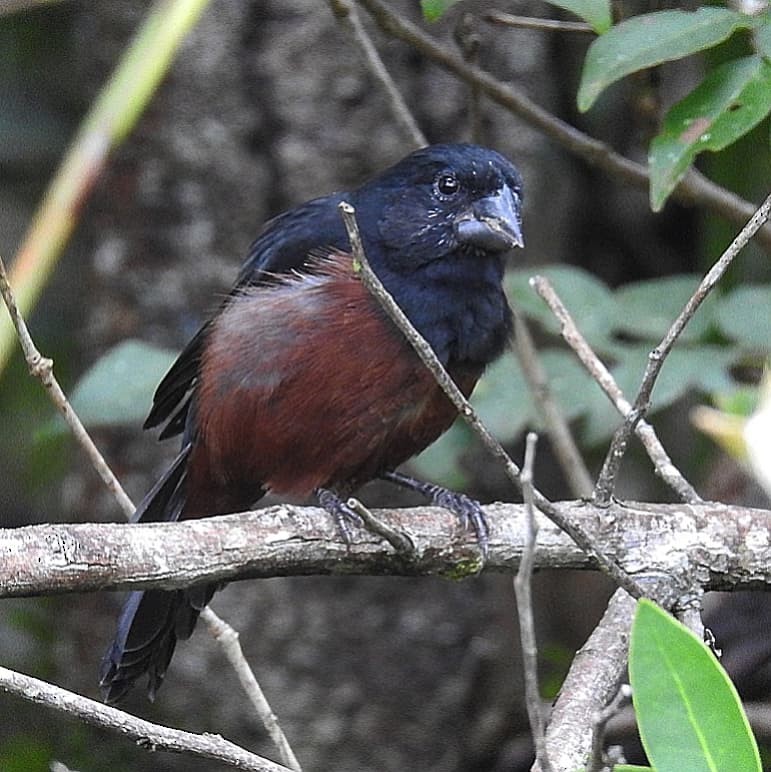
[338,200,645,599]
[538,589,636,772]
[530,275,701,504]
[594,190,771,504]
[356,0,771,251]
[0,666,292,772]
[2,501,770,598]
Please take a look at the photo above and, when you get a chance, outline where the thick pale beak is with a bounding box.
[454,186,524,252]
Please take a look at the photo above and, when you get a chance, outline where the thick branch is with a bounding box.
[3,502,770,598]
[539,589,636,772]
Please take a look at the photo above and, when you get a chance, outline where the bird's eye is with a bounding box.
[435,172,460,197]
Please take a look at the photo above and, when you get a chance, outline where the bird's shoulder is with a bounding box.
[145,192,353,436]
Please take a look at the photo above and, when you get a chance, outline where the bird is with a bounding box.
[99,142,524,704]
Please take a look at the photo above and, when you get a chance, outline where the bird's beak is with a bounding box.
[454,186,524,252]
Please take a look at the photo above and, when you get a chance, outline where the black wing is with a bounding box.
[144,192,351,437]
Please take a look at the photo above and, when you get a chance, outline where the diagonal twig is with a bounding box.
[513,309,593,498]
[329,0,426,149]
[593,190,771,504]
[530,275,701,504]
[0,252,301,771]
[356,0,771,252]
[0,666,292,772]
[337,201,644,599]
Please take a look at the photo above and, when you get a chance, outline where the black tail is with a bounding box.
[99,443,216,703]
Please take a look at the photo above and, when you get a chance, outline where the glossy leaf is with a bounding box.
[612,274,718,342]
[578,8,753,111]
[630,599,761,772]
[650,56,771,209]
[66,340,177,430]
[715,284,771,350]
[542,0,612,34]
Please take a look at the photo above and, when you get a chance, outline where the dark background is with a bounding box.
[1,2,769,770]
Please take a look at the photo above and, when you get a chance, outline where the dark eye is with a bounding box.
[435,172,460,197]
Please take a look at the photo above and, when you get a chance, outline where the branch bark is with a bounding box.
[3,501,770,598]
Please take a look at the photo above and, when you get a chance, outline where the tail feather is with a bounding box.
[100,442,217,703]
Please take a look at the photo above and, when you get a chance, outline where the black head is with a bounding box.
[352,143,524,273]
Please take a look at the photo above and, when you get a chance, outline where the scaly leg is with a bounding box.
[382,470,489,559]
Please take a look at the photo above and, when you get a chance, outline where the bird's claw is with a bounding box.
[315,487,363,544]
[382,471,489,562]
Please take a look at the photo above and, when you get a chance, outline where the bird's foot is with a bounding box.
[316,487,414,554]
[382,471,489,561]
[315,487,362,544]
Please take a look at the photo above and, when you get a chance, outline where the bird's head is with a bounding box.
[352,143,524,273]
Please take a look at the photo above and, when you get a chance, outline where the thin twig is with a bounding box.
[0,254,135,518]
[513,433,552,772]
[0,666,292,772]
[199,609,303,772]
[0,253,300,766]
[485,11,594,34]
[530,276,701,503]
[586,684,632,772]
[357,0,771,251]
[594,191,771,504]
[337,201,644,599]
[346,496,415,552]
[329,0,425,149]
[453,13,482,143]
[513,309,593,498]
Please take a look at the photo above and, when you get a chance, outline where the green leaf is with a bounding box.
[578,8,754,111]
[420,0,460,22]
[612,344,734,407]
[506,265,617,351]
[612,275,718,342]
[613,767,654,771]
[715,284,771,351]
[650,56,771,210]
[65,340,177,430]
[541,0,612,34]
[630,599,761,772]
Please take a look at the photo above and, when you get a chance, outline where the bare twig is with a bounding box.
[346,496,415,552]
[199,609,303,772]
[329,0,425,149]
[0,253,299,765]
[594,191,771,504]
[453,13,482,142]
[338,200,644,599]
[513,309,593,498]
[0,666,292,772]
[530,275,701,504]
[513,433,552,772]
[485,11,594,34]
[2,501,771,597]
[0,254,135,518]
[540,589,636,771]
[357,0,771,251]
